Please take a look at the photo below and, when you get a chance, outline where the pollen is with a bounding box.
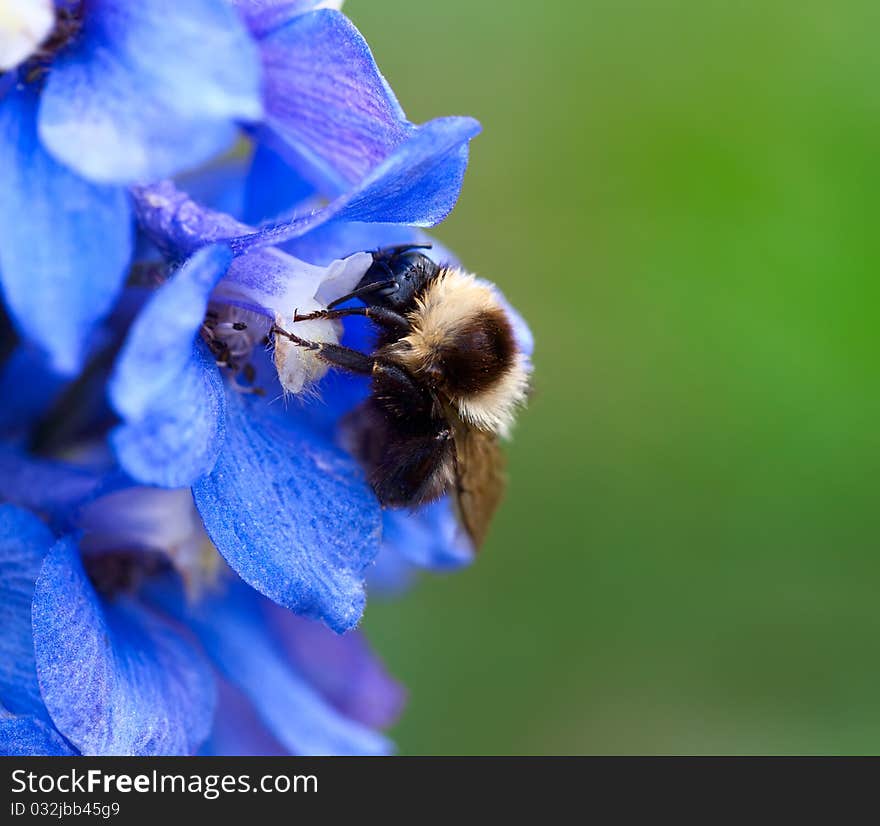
[272,300,343,396]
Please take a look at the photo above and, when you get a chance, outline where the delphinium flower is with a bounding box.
[0,0,262,374]
[111,126,485,632]
[0,0,533,755]
[0,483,404,755]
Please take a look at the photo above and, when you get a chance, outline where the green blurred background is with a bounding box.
[350,0,880,753]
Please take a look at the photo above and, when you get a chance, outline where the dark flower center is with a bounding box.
[82,550,172,599]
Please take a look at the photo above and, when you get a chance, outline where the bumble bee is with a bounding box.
[273,244,530,548]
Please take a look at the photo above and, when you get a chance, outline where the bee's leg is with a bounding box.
[272,325,377,376]
[343,363,453,508]
[371,361,439,419]
[294,306,410,335]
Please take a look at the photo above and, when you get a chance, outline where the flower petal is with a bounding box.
[191,388,381,632]
[109,245,232,421]
[243,143,315,224]
[366,544,416,594]
[78,488,205,569]
[39,0,262,184]
[110,340,226,488]
[365,498,476,594]
[0,505,53,720]
[177,157,251,221]
[266,603,406,729]
[32,539,216,755]
[236,0,344,38]
[0,346,67,438]
[216,246,370,320]
[227,116,482,253]
[0,715,75,756]
[256,9,411,193]
[0,446,102,529]
[132,182,249,260]
[0,88,132,375]
[282,221,434,267]
[155,579,392,755]
[200,678,286,756]
[133,124,482,260]
[383,497,474,570]
[131,182,373,326]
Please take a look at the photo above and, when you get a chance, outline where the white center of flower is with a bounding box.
[209,249,373,395]
[0,0,54,71]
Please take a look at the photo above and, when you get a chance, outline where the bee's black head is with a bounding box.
[328,244,439,311]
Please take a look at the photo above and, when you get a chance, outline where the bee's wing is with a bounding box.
[451,424,507,550]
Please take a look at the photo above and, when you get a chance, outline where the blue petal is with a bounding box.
[0,446,102,529]
[132,138,476,260]
[200,678,286,756]
[77,487,207,567]
[244,142,315,225]
[39,0,262,184]
[130,182,373,318]
[0,715,76,756]
[154,579,393,755]
[366,544,417,594]
[0,346,67,437]
[0,88,132,375]
[327,117,477,222]
[191,389,382,632]
[216,244,372,322]
[266,602,405,729]
[76,487,206,568]
[382,497,474,571]
[367,498,475,594]
[236,0,336,37]
[256,10,411,193]
[283,221,433,267]
[178,157,250,221]
[110,245,232,421]
[32,539,216,755]
[292,358,370,440]
[0,505,53,720]
[111,340,226,488]
[132,182,249,259]
[229,116,482,253]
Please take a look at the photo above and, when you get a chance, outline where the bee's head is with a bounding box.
[328,245,439,312]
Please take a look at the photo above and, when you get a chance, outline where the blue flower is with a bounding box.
[0,0,476,377]
[235,0,474,216]
[0,1,262,375]
[0,0,534,757]
[104,109,481,632]
[0,475,403,756]
[0,0,488,635]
